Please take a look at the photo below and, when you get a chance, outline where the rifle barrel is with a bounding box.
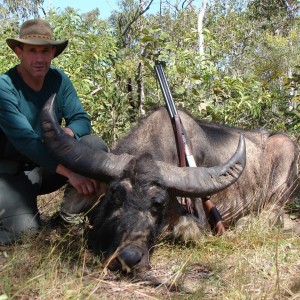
[154,64,177,118]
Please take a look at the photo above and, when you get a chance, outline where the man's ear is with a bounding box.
[14,46,22,58]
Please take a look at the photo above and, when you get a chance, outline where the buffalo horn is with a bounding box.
[40,94,133,182]
[157,135,246,197]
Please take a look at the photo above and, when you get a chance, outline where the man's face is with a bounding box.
[15,44,56,79]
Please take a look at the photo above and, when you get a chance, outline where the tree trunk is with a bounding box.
[137,0,146,115]
[198,0,207,56]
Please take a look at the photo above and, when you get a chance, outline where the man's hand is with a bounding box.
[56,164,100,195]
[68,172,100,195]
[62,127,74,137]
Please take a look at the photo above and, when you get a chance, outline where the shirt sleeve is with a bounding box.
[56,71,91,140]
[0,76,59,172]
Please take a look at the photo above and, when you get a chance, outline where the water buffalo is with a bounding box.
[41,94,299,272]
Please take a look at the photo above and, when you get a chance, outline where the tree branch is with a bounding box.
[122,0,154,38]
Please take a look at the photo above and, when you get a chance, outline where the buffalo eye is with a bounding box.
[151,198,166,214]
[149,187,167,214]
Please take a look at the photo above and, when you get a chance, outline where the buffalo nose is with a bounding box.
[119,248,143,268]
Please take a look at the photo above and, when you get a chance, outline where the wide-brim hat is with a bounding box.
[6,19,68,58]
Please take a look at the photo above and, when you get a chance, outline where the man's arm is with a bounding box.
[55,70,91,139]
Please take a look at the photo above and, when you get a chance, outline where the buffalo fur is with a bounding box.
[62,107,299,272]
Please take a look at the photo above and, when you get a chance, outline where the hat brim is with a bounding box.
[6,38,68,58]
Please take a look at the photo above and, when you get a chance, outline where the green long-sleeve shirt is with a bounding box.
[0,66,91,173]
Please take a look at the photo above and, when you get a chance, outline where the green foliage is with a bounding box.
[247,0,293,34]
[284,67,300,139]
[138,16,276,130]
[203,1,300,133]
[0,19,20,72]
[0,0,45,20]
[47,10,133,147]
[0,0,299,147]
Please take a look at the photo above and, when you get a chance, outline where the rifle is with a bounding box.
[154,64,225,235]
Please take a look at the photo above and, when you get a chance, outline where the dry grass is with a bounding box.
[0,189,299,300]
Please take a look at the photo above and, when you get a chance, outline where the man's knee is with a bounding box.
[0,213,40,244]
[80,135,109,152]
[0,173,40,244]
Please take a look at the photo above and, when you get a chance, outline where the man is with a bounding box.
[0,19,108,244]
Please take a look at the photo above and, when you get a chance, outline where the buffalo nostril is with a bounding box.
[107,257,122,271]
[119,248,143,268]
